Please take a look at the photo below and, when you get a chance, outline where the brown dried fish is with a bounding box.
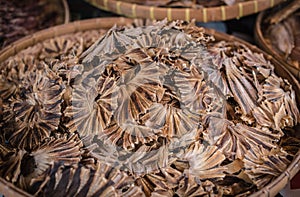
[243,146,291,189]
[1,20,300,197]
[0,133,83,192]
[3,68,65,150]
[203,116,281,160]
[29,161,144,196]
[182,142,226,179]
[65,76,117,136]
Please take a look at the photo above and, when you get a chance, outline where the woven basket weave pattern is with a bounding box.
[85,0,285,22]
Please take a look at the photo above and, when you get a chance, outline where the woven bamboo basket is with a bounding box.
[254,1,300,81]
[84,0,286,22]
[0,17,299,197]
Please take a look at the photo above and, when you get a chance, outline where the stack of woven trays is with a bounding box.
[84,0,286,22]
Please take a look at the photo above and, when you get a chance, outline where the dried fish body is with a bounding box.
[267,21,295,58]
[29,161,144,197]
[2,68,65,150]
[176,175,209,197]
[0,147,26,184]
[1,50,42,83]
[135,165,183,196]
[0,133,83,192]
[264,5,300,68]
[253,74,300,131]
[122,144,169,175]
[65,77,117,136]
[1,19,300,197]
[243,146,291,189]
[182,142,226,179]
[203,116,281,160]
[0,76,18,101]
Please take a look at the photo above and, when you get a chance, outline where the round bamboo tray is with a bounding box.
[254,5,300,81]
[84,0,286,22]
[0,17,299,197]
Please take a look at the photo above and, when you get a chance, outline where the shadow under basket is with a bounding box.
[0,17,300,197]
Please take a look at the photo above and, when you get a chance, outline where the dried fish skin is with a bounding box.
[81,26,134,65]
[1,19,300,197]
[0,76,18,101]
[21,133,83,191]
[3,68,65,150]
[0,148,25,184]
[29,161,143,197]
[40,36,82,59]
[0,133,83,191]
[40,31,107,63]
[182,142,226,179]
[114,61,162,125]
[243,146,291,189]
[1,52,42,83]
[65,76,117,136]
[176,175,208,197]
[173,65,226,116]
[135,165,182,196]
[253,74,300,131]
[223,57,258,116]
[100,121,161,150]
[203,116,281,160]
[140,102,200,140]
[122,144,169,175]
[266,19,295,58]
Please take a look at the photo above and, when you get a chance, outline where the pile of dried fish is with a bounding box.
[0,0,64,50]
[0,20,299,196]
[121,0,249,7]
[263,0,300,69]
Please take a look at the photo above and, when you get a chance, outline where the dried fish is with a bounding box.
[135,165,182,196]
[183,142,226,179]
[0,20,300,197]
[0,133,83,192]
[29,161,144,197]
[3,68,65,150]
[65,76,117,136]
[264,4,300,68]
[243,146,291,189]
[203,116,281,160]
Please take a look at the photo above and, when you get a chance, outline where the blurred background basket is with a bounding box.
[254,0,300,81]
[0,16,300,196]
[83,0,286,22]
[0,0,70,50]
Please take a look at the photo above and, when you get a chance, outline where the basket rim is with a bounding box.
[84,0,285,22]
[62,0,70,24]
[254,9,300,81]
[0,17,300,197]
